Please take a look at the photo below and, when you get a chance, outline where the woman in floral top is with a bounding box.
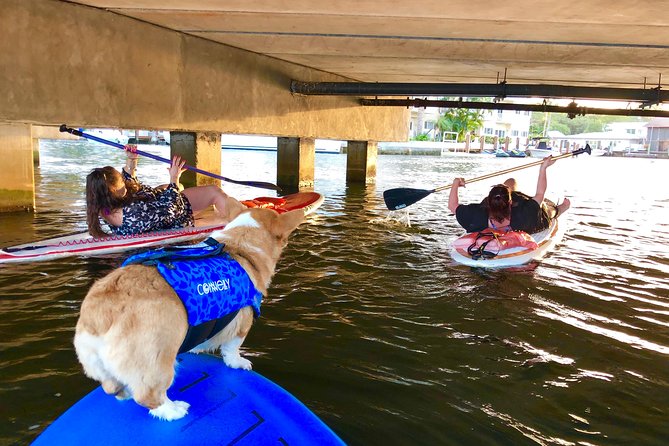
[85,147,243,237]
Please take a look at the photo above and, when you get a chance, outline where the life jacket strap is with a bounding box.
[467,231,501,260]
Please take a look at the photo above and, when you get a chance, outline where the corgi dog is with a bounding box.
[73,208,305,421]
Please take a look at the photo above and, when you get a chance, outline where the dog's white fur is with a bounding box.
[74,208,305,421]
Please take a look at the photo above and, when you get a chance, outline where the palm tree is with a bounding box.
[436,107,485,142]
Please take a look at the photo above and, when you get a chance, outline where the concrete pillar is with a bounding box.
[346,140,377,184]
[170,131,222,189]
[0,123,35,212]
[32,138,40,166]
[493,136,499,150]
[464,132,471,152]
[479,136,485,151]
[504,137,510,151]
[277,137,315,190]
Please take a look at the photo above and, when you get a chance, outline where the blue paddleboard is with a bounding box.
[33,353,345,445]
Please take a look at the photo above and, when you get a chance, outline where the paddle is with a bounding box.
[383,145,591,210]
[59,125,281,192]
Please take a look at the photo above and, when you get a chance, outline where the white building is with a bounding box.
[408,105,531,143]
[408,107,442,139]
[480,109,532,142]
[552,121,648,154]
[604,121,647,137]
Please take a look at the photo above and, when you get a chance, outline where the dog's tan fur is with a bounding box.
[74,208,304,420]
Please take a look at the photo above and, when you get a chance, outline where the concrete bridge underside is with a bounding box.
[0,0,408,211]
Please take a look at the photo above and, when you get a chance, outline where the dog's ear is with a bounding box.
[274,209,305,240]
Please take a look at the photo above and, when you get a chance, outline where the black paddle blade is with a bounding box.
[383,188,434,210]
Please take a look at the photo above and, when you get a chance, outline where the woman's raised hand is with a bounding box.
[168,155,187,184]
[124,144,139,160]
[541,155,557,169]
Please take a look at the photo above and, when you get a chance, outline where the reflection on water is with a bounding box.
[1,140,668,445]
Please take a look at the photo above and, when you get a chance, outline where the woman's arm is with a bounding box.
[122,144,139,177]
[532,155,556,204]
[448,178,466,213]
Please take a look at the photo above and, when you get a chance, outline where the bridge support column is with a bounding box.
[33,138,40,166]
[0,123,35,212]
[346,140,377,184]
[277,137,315,191]
[170,132,222,189]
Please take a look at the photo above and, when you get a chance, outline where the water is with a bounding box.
[1,140,669,445]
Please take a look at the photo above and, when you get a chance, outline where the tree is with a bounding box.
[530,112,648,136]
[436,107,485,142]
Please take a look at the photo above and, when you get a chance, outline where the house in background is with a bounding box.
[480,110,531,143]
[605,121,647,137]
[408,106,441,139]
[408,104,531,143]
[645,118,669,152]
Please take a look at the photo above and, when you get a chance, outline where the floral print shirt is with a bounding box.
[108,170,194,236]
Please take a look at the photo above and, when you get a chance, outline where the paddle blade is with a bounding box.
[383,188,434,210]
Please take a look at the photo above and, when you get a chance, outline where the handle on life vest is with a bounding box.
[382,145,590,211]
[59,125,281,192]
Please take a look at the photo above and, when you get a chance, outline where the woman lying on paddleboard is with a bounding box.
[447,155,571,234]
[85,146,243,237]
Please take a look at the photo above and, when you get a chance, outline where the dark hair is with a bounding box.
[85,167,142,237]
[486,184,511,224]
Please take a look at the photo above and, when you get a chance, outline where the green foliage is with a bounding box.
[530,112,649,137]
[550,122,571,135]
[436,107,485,142]
[412,133,430,141]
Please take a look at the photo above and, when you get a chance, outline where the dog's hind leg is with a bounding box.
[101,379,131,400]
[131,361,190,421]
[74,332,128,396]
[142,390,190,421]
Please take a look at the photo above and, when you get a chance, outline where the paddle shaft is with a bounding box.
[59,125,280,191]
[433,149,582,192]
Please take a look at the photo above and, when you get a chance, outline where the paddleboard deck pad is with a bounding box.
[1,192,323,264]
[32,353,344,446]
[450,217,564,268]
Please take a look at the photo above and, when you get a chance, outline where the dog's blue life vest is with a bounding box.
[122,238,262,352]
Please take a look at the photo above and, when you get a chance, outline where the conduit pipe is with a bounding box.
[290,81,666,104]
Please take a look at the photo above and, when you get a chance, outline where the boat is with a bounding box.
[495,148,527,158]
[589,147,609,156]
[0,192,324,264]
[450,216,565,268]
[84,129,129,145]
[32,352,345,446]
[527,141,561,158]
[221,135,344,153]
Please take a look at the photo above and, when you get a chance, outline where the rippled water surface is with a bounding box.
[1,140,669,445]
